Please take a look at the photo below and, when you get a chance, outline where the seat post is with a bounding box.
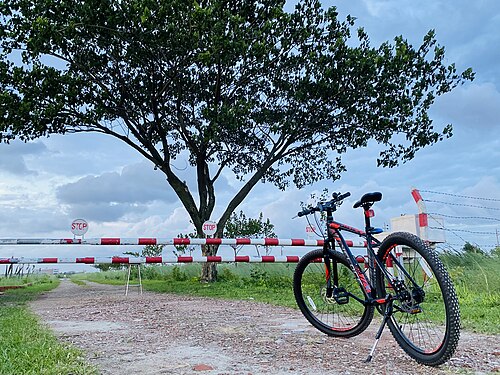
[363,205,372,232]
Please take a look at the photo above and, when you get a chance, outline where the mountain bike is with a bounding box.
[293,191,460,366]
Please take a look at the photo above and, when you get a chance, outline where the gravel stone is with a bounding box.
[29,280,499,374]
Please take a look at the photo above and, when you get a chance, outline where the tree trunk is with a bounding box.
[200,263,217,283]
[200,244,218,283]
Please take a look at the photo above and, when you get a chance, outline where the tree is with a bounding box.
[0,0,473,281]
[224,211,276,257]
[462,242,485,256]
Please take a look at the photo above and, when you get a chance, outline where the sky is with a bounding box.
[1,0,499,271]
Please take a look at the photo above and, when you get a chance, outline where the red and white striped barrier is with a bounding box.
[0,255,303,265]
[0,237,367,247]
[411,188,429,241]
[0,237,369,264]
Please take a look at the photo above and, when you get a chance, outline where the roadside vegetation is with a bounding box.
[440,252,500,334]
[73,252,500,335]
[0,275,97,375]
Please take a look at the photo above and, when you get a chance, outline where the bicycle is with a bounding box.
[293,191,460,366]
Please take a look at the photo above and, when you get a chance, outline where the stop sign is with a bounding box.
[202,220,217,236]
[71,219,89,236]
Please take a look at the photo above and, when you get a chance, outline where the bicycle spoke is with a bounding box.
[294,249,374,337]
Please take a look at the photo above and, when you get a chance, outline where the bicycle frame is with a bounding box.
[321,204,410,307]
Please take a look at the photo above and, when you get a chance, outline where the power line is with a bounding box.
[419,190,500,202]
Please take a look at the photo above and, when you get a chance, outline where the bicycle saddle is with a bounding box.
[353,192,382,209]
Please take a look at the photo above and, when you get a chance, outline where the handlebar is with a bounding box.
[296,192,351,217]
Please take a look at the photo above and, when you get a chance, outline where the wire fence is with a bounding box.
[419,189,500,254]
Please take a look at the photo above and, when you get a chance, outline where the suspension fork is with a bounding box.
[323,240,336,298]
[323,207,336,298]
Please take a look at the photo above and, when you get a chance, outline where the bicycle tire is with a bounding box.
[293,249,374,337]
[375,232,460,366]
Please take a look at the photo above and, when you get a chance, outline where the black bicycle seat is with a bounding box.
[353,192,382,209]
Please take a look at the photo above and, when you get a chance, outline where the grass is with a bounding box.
[74,255,500,335]
[0,275,97,375]
[70,278,87,286]
[0,276,34,286]
[441,253,500,334]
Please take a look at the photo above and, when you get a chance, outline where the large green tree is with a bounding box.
[0,0,473,280]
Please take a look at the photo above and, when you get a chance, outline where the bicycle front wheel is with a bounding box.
[376,232,460,366]
[293,249,374,337]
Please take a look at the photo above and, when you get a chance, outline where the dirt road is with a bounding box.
[30,280,498,374]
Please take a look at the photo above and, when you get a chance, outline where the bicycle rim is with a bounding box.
[293,249,374,337]
[377,232,460,365]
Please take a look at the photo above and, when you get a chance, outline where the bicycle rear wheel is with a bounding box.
[293,249,374,337]
[376,232,460,366]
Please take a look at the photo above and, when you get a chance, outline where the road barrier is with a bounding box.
[0,237,368,264]
[0,237,367,247]
[0,255,304,264]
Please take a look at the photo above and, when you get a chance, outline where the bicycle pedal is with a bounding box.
[334,295,349,304]
[410,307,422,314]
[333,287,349,304]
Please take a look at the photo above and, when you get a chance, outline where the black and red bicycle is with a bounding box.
[293,191,460,366]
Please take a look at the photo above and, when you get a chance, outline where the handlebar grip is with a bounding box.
[297,208,311,217]
[338,192,351,201]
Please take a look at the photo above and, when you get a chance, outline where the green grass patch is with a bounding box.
[441,253,500,334]
[70,278,87,286]
[0,276,97,375]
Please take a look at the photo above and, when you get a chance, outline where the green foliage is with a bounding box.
[173,232,197,256]
[0,277,96,375]
[142,244,164,257]
[462,242,485,255]
[92,257,125,272]
[223,211,277,257]
[171,266,189,281]
[0,0,474,243]
[224,211,276,239]
[441,253,500,333]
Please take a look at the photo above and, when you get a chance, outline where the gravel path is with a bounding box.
[30,279,499,374]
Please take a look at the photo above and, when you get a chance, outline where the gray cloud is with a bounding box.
[433,83,500,129]
[57,162,177,205]
[55,160,233,222]
[0,206,69,237]
[0,141,47,176]
[62,202,149,223]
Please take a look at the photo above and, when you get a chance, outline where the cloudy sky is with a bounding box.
[1,0,499,269]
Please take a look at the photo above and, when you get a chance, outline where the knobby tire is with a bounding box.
[293,249,374,338]
[375,232,460,366]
